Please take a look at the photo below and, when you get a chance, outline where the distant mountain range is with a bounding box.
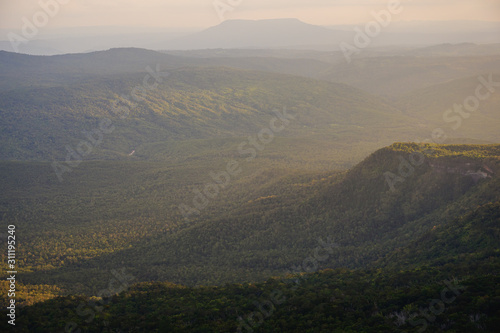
[0,19,499,332]
[1,19,499,55]
[165,18,351,50]
[1,47,499,163]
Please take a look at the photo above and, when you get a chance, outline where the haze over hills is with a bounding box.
[165,18,351,50]
[1,19,499,55]
[3,45,500,95]
[0,10,500,332]
[2,47,499,164]
[0,26,196,55]
[321,54,500,96]
[408,42,500,57]
[0,48,333,91]
[0,61,420,173]
[396,74,500,142]
[167,19,500,51]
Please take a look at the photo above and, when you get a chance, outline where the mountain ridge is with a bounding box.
[0,65,416,163]
[166,18,351,49]
[9,143,499,293]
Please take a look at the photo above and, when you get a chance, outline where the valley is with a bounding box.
[0,16,499,332]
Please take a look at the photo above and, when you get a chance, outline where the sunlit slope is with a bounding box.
[0,66,416,162]
[2,146,499,332]
[12,144,499,293]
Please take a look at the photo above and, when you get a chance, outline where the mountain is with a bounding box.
[1,42,499,332]
[1,143,499,332]
[0,48,195,91]
[379,200,500,269]
[321,54,500,96]
[409,43,500,57]
[2,20,498,55]
[0,48,334,92]
[6,143,498,291]
[331,20,500,47]
[0,63,418,165]
[166,18,351,50]
[4,46,500,99]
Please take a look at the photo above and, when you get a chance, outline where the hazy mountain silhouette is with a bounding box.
[166,18,351,49]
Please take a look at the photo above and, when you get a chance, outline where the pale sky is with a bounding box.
[1,0,499,31]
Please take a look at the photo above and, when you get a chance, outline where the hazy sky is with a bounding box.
[1,0,499,31]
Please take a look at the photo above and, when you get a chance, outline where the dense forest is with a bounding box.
[1,143,499,332]
[0,45,499,332]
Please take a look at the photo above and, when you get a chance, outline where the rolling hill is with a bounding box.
[0,63,420,168]
[1,44,499,333]
[321,55,500,96]
[0,48,335,92]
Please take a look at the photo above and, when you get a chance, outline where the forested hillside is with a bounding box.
[1,46,499,332]
[2,49,499,165]
[1,144,498,292]
[0,64,418,169]
[1,144,499,332]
